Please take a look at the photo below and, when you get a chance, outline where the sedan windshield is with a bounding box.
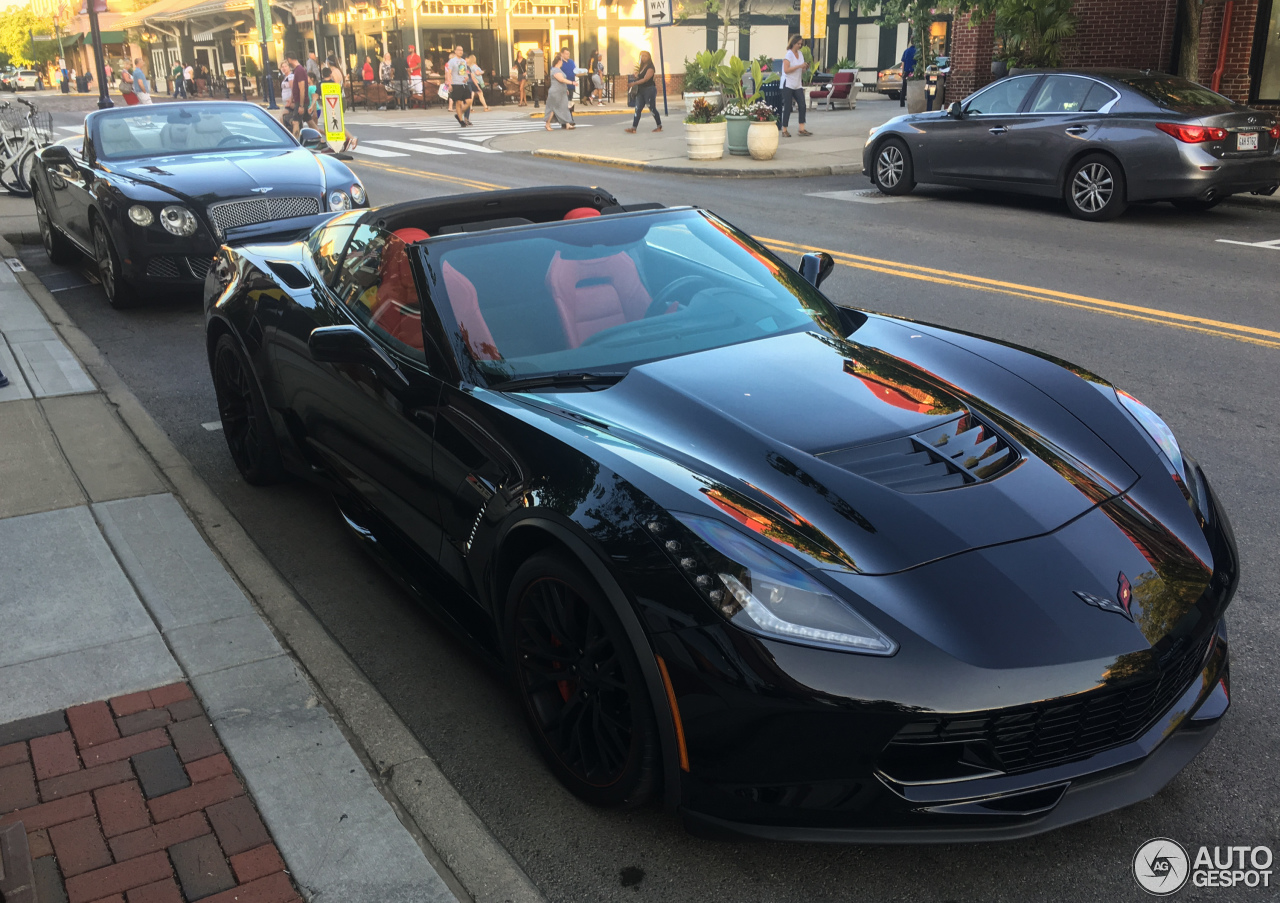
[422,209,849,386]
[93,104,295,160]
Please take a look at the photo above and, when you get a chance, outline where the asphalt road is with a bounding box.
[22,117,1280,903]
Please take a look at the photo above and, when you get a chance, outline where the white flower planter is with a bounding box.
[685,120,727,160]
[681,90,723,112]
[747,121,778,160]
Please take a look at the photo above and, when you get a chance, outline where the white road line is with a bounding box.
[58,126,82,133]
[366,139,463,155]
[347,145,410,158]
[201,420,223,431]
[414,137,502,153]
[1216,238,1280,250]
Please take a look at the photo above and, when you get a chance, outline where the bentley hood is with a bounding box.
[540,318,1146,576]
[115,148,324,206]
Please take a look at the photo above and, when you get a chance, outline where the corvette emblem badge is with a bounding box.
[1075,573,1134,621]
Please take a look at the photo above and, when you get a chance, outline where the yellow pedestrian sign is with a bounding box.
[322,82,345,145]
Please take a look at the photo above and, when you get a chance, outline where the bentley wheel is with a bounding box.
[506,552,659,808]
[1065,153,1127,221]
[92,218,138,309]
[211,332,285,485]
[872,138,915,196]
[34,188,75,265]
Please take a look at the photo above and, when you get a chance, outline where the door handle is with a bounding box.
[1066,125,1089,135]
[988,126,1008,135]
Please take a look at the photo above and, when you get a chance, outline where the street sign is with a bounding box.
[645,0,671,29]
[799,0,827,39]
[322,82,344,145]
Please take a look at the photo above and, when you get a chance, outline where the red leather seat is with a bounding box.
[368,234,424,351]
[443,262,500,361]
[563,207,601,220]
[544,251,653,348]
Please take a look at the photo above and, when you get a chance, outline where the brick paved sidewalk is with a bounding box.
[1,683,300,903]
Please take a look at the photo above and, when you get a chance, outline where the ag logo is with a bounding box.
[1134,838,1190,895]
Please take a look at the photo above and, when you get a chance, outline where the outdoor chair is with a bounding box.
[811,71,856,110]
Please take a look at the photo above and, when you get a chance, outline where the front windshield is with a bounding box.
[92,104,295,160]
[422,209,847,385]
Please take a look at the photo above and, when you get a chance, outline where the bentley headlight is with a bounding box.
[328,190,351,211]
[128,205,154,226]
[349,183,366,206]
[159,205,197,237]
[666,514,897,655]
[1115,388,1207,516]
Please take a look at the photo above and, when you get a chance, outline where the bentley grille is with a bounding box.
[208,196,321,235]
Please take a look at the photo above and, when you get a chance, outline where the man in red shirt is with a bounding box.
[406,45,422,101]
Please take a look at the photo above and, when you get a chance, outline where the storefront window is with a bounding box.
[1259,0,1280,101]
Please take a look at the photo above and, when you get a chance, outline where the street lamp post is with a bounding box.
[255,0,277,108]
[83,0,114,108]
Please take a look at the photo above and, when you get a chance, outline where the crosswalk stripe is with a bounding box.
[348,145,409,158]
[59,126,82,133]
[366,139,463,155]
[413,137,501,153]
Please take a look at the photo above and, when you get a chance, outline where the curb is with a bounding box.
[1222,193,1280,211]
[0,234,546,903]
[530,148,863,178]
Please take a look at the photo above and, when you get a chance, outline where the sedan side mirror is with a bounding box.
[798,251,835,289]
[946,101,964,119]
[41,144,75,166]
[298,127,324,150]
[308,325,409,386]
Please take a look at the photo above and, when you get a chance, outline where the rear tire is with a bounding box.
[211,332,286,485]
[1171,197,1222,212]
[505,551,660,809]
[1065,153,1127,221]
[34,187,76,265]
[871,137,915,196]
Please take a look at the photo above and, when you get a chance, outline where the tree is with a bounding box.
[1177,0,1226,81]
[675,0,757,55]
[0,5,63,67]
[879,0,1077,74]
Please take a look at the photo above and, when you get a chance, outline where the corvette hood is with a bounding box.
[541,319,1140,575]
[115,148,324,205]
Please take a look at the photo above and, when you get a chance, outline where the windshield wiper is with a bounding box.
[487,371,627,392]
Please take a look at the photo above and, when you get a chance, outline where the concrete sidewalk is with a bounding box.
[0,226,538,901]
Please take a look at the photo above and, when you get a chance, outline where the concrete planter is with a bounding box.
[747,120,779,160]
[726,114,750,156]
[906,80,927,114]
[685,120,727,160]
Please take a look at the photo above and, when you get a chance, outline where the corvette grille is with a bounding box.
[820,412,1018,492]
[889,633,1214,775]
[186,255,212,281]
[145,256,181,279]
[207,196,320,235]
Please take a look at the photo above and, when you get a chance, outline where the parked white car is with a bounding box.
[15,70,44,91]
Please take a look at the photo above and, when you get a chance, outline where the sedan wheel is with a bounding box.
[211,332,285,485]
[873,138,915,196]
[91,219,138,308]
[506,552,659,808]
[1065,153,1128,221]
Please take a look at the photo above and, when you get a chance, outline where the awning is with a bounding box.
[74,30,127,42]
[114,0,274,29]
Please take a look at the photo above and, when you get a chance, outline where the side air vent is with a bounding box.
[266,261,311,289]
[819,412,1018,493]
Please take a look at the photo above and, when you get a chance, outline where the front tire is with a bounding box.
[505,552,659,809]
[872,137,915,196]
[1065,153,1127,221]
[92,218,139,308]
[211,332,286,485]
[34,188,75,264]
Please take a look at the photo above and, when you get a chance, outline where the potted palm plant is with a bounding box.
[723,60,778,158]
[682,49,725,111]
[684,98,727,160]
[715,56,750,155]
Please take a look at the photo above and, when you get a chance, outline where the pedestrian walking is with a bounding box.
[391,51,411,111]
[183,62,195,97]
[307,51,321,81]
[446,46,472,127]
[900,38,917,109]
[407,45,422,101]
[779,35,811,137]
[543,56,576,130]
[467,54,490,112]
[587,50,604,104]
[624,51,661,133]
[361,56,374,84]
[559,48,576,105]
[380,53,392,88]
[171,61,185,97]
[132,59,153,104]
[515,50,527,106]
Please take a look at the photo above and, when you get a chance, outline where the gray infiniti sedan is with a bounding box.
[862,69,1280,220]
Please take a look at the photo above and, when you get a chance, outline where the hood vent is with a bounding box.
[819,412,1018,493]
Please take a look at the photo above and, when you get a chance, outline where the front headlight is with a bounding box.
[664,514,897,655]
[349,183,366,206]
[328,190,351,211]
[1114,388,1207,516]
[159,205,197,237]
[128,204,154,226]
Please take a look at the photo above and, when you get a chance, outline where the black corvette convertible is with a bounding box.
[31,101,367,308]
[204,186,1236,841]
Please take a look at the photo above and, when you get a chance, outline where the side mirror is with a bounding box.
[308,325,409,386]
[298,127,324,150]
[798,251,835,289]
[41,144,75,166]
[946,101,964,119]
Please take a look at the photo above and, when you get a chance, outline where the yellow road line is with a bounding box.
[759,237,1280,348]
[350,159,507,192]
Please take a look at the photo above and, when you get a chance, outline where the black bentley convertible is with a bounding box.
[31,102,367,308]
[204,186,1237,841]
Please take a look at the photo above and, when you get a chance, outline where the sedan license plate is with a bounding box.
[1237,132,1259,151]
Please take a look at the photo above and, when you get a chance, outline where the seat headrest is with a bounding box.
[394,227,430,243]
[563,207,601,220]
[194,116,227,133]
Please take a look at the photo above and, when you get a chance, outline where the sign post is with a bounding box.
[321,81,344,149]
[644,0,671,117]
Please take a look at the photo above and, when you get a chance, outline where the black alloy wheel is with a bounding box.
[34,188,75,265]
[211,332,285,485]
[872,137,915,196]
[506,552,659,808]
[1065,153,1128,221]
[91,218,138,309]
[1172,197,1222,212]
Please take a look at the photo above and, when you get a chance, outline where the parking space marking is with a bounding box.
[1216,237,1280,251]
[201,421,223,431]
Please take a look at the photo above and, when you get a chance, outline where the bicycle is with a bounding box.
[0,97,52,197]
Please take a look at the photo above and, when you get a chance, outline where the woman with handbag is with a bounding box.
[624,51,660,133]
[543,56,575,130]
[118,63,138,105]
